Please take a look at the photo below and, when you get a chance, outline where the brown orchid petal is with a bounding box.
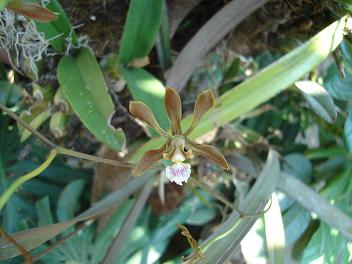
[129,101,171,139]
[184,89,215,136]
[7,3,58,23]
[164,87,182,135]
[188,141,230,170]
[133,143,168,176]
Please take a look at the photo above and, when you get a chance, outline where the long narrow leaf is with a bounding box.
[132,17,347,162]
[102,176,154,263]
[166,0,269,91]
[0,173,152,259]
[122,67,169,131]
[196,150,280,263]
[119,0,164,65]
[264,193,286,264]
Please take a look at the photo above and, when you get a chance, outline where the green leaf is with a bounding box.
[0,0,9,9]
[324,64,352,100]
[224,57,241,82]
[57,180,85,222]
[295,81,337,123]
[301,222,351,264]
[197,150,281,263]
[132,16,347,162]
[36,197,54,226]
[155,4,172,71]
[283,203,311,245]
[34,0,78,51]
[264,193,286,264]
[0,81,22,106]
[122,67,169,131]
[118,0,164,65]
[344,108,352,153]
[282,153,312,183]
[301,170,352,263]
[57,47,125,151]
[0,174,152,259]
[186,206,217,225]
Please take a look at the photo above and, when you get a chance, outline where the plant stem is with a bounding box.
[0,149,58,212]
[0,102,164,171]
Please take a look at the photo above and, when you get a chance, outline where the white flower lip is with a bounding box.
[165,162,191,186]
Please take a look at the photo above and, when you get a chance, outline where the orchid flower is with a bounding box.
[129,88,229,185]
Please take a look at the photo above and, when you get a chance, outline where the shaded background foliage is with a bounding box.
[0,0,352,263]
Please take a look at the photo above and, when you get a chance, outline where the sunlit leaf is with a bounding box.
[264,193,285,264]
[133,17,347,161]
[295,81,337,123]
[119,0,164,65]
[122,67,169,131]
[197,150,281,263]
[57,47,125,151]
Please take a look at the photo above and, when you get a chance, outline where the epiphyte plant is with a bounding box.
[129,87,230,185]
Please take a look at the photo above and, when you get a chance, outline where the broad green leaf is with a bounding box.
[186,206,217,225]
[119,0,164,65]
[301,222,352,264]
[34,0,78,51]
[324,64,352,100]
[0,0,9,9]
[264,193,286,264]
[283,203,310,245]
[282,153,312,183]
[344,108,352,152]
[36,197,54,226]
[0,173,152,259]
[315,156,346,181]
[132,17,347,162]
[295,81,337,123]
[224,57,241,82]
[301,169,352,263]
[340,40,352,76]
[0,81,22,106]
[197,150,281,263]
[305,147,348,159]
[122,67,169,131]
[57,47,125,151]
[57,180,85,222]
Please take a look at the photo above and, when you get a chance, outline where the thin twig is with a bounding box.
[0,103,57,149]
[0,102,164,170]
[0,228,33,264]
[189,177,272,217]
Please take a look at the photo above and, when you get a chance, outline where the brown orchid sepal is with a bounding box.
[129,88,230,184]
